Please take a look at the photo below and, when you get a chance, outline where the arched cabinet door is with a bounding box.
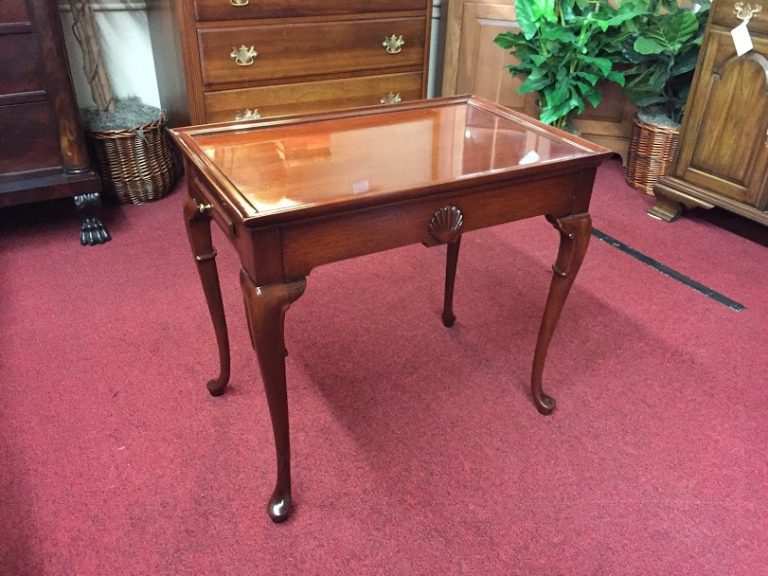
[675,31,768,210]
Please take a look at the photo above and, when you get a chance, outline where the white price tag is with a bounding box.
[731,21,754,56]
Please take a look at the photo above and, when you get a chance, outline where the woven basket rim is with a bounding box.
[87,116,167,138]
[632,115,680,135]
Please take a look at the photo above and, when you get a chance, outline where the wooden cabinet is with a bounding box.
[0,0,108,244]
[653,0,768,225]
[441,0,635,162]
[146,0,432,127]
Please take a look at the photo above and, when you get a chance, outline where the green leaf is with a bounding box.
[519,74,553,93]
[576,71,600,85]
[606,69,626,86]
[670,47,699,75]
[581,56,613,75]
[570,89,586,115]
[634,36,669,55]
[530,0,557,22]
[541,26,578,44]
[663,11,699,50]
[582,85,602,108]
[540,97,577,125]
[515,0,540,40]
[494,32,519,50]
[547,73,571,107]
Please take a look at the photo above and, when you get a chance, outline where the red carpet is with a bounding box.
[1,160,767,575]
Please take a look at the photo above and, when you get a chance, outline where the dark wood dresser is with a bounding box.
[146,0,432,127]
[0,0,109,245]
[651,0,768,226]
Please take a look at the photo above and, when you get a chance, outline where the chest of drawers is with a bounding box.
[0,0,108,245]
[147,0,432,127]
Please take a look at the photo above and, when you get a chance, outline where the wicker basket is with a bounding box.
[625,115,680,195]
[88,116,176,205]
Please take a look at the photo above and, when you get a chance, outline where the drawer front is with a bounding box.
[194,0,428,21]
[204,72,424,122]
[0,0,30,24]
[0,33,46,100]
[199,17,426,87]
[0,102,62,176]
[712,0,768,34]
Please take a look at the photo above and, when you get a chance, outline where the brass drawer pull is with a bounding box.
[196,201,213,214]
[235,108,261,121]
[231,45,258,66]
[230,0,249,5]
[734,2,762,21]
[380,92,402,105]
[382,34,405,54]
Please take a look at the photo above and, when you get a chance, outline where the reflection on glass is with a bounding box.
[193,103,593,216]
[518,150,541,165]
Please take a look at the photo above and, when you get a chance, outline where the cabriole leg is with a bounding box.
[531,213,591,415]
[183,194,231,396]
[240,270,306,523]
[442,236,462,327]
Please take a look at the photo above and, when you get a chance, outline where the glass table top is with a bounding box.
[175,97,608,221]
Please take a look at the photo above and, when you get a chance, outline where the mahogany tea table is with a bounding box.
[170,96,612,523]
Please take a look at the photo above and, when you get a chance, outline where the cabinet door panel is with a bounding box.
[0,0,29,24]
[199,18,425,87]
[455,3,536,114]
[0,102,62,176]
[204,72,424,122]
[0,33,47,102]
[678,31,768,206]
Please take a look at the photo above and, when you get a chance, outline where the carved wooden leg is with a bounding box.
[74,192,111,246]
[442,236,462,327]
[531,213,592,415]
[183,194,231,396]
[240,270,306,523]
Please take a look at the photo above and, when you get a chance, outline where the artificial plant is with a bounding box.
[619,0,711,125]
[494,0,642,129]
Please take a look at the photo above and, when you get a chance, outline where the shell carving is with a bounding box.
[429,205,464,244]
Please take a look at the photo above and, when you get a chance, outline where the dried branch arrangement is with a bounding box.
[67,0,114,113]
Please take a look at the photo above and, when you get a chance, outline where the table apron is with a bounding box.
[277,169,592,278]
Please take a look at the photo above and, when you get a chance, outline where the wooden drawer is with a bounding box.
[711,0,768,34]
[0,33,47,102]
[0,0,30,24]
[194,0,428,21]
[198,17,426,87]
[203,72,424,122]
[0,102,62,176]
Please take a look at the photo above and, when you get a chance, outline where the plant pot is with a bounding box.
[625,115,679,195]
[87,116,176,205]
